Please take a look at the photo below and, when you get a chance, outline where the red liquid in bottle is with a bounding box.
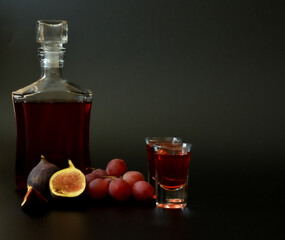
[14,102,91,190]
[155,152,191,190]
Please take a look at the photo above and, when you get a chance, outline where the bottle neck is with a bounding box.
[41,66,63,79]
[39,45,65,79]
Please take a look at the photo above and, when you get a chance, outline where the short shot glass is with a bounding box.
[154,143,192,209]
[145,137,182,189]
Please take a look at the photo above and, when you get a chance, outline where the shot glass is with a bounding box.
[154,143,192,209]
[145,137,182,189]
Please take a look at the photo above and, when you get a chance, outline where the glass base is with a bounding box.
[156,198,186,209]
[156,181,188,209]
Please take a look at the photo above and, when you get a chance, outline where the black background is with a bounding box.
[0,0,284,239]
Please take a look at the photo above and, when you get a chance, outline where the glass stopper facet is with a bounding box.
[37,20,68,44]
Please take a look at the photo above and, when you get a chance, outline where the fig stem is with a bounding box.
[68,159,75,168]
[40,155,47,162]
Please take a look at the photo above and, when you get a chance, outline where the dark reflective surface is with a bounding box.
[0,160,284,240]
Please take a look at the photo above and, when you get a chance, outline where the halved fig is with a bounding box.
[49,160,86,198]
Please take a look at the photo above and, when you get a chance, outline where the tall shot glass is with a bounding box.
[145,137,182,189]
[154,143,192,209]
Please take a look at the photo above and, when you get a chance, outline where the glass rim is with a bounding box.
[145,136,182,144]
[153,142,192,152]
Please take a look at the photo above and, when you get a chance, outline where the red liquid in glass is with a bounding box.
[14,102,92,190]
[155,152,191,189]
[146,144,155,181]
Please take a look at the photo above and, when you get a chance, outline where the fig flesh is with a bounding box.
[49,160,86,198]
[27,155,59,195]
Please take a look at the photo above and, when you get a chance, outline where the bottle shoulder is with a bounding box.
[12,78,93,103]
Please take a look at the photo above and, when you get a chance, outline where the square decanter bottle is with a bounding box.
[12,20,93,191]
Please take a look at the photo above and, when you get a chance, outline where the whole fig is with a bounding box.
[27,155,59,195]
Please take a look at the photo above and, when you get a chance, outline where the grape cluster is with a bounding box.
[85,158,154,202]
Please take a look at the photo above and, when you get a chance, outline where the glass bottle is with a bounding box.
[12,20,93,191]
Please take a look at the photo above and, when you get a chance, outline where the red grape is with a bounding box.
[87,178,110,200]
[132,181,154,202]
[92,168,107,178]
[123,171,145,187]
[106,159,127,177]
[86,173,99,185]
[86,168,107,185]
[108,178,131,201]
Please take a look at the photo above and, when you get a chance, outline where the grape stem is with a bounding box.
[102,176,117,180]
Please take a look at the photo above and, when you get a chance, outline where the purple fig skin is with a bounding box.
[27,155,59,195]
[21,186,48,213]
